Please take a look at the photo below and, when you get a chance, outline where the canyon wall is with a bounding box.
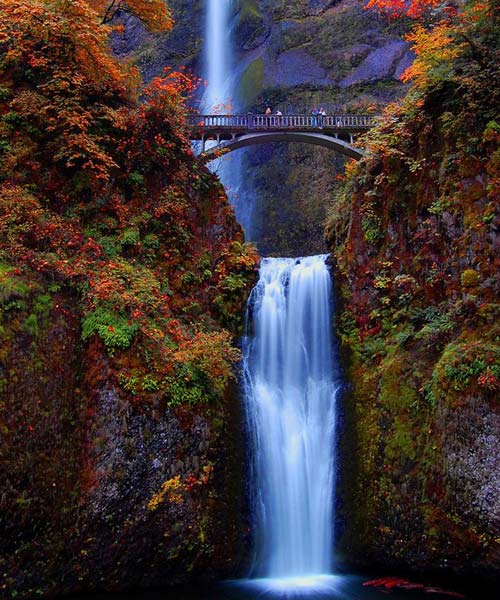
[326,2,500,577]
[0,4,257,597]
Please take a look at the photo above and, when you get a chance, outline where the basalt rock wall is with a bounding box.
[0,4,258,596]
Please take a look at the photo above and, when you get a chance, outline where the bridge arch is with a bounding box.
[200,131,364,161]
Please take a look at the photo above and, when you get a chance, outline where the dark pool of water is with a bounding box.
[69,572,499,600]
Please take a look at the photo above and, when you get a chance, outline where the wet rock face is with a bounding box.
[110,0,204,81]
[274,49,329,87]
[77,378,245,591]
[440,397,500,536]
[234,2,271,51]
[0,323,246,597]
[339,40,411,88]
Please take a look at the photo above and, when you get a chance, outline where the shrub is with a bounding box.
[460,269,480,288]
[82,307,139,351]
[432,340,500,403]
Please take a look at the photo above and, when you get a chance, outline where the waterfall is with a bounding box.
[203,0,255,239]
[204,0,232,112]
[202,5,340,592]
[243,255,339,586]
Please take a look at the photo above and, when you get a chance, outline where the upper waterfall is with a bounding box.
[202,0,255,239]
[204,0,232,112]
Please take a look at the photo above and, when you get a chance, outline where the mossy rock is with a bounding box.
[234,1,269,51]
[379,354,418,412]
[238,57,264,106]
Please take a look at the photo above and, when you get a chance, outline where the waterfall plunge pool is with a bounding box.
[65,572,494,600]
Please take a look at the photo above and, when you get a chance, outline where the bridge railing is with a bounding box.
[186,114,378,130]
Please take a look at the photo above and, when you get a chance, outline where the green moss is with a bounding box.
[128,171,145,188]
[164,376,205,407]
[234,0,266,50]
[0,264,30,304]
[120,228,140,246]
[33,294,52,319]
[141,374,159,392]
[385,417,417,462]
[432,340,500,402]
[21,314,39,337]
[414,308,455,347]
[96,235,121,257]
[143,233,160,250]
[379,355,418,411]
[360,200,383,245]
[460,269,480,288]
[118,372,140,395]
[238,58,264,106]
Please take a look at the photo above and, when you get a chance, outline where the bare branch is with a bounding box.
[101,0,121,25]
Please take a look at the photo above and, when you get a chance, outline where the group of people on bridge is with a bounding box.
[264,105,336,127]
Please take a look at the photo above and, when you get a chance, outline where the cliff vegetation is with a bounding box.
[327,0,500,576]
[0,1,257,597]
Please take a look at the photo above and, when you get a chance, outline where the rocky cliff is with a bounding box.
[326,1,500,578]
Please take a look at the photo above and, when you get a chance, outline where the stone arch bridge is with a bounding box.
[187,114,378,160]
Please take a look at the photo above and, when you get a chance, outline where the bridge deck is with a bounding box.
[186,114,378,160]
[187,114,378,134]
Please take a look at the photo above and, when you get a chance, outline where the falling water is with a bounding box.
[203,0,255,238]
[243,255,339,586]
[204,0,232,112]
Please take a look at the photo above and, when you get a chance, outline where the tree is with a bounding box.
[0,0,181,202]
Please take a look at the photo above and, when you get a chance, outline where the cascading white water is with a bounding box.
[243,255,339,584]
[204,0,232,112]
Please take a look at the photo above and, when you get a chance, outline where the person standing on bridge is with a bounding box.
[319,107,326,128]
[265,106,272,115]
[311,107,318,127]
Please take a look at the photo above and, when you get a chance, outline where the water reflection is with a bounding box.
[225,574,466,600]
[67,572,491,600]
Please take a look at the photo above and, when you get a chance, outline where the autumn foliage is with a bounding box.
[366,0,445,19]
[0,0,257,597]
[328,0,500,572]
[0,0,257,414]
[0,4,258,592]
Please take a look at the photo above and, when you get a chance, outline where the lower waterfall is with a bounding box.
[243,255,339,586]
